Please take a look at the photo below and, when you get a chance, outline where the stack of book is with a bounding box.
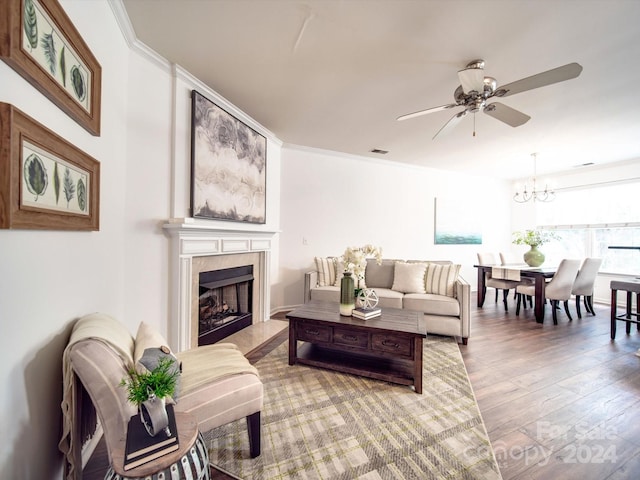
[352,307,381,320]
[123,404,179,471]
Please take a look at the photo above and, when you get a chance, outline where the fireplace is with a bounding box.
[198,265,253,345]
[164,221,275,351]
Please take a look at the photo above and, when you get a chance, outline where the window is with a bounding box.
[535,181,640,275]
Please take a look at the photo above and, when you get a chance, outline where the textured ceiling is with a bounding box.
[121,0,640,179]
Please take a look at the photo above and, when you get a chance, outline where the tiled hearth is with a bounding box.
[164,220,277,351]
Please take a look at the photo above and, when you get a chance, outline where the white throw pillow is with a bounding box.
[314,257,337,287]
[425,263,461,297]
[391,262,427,294]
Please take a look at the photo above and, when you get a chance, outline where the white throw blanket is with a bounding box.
[58,313,134,480]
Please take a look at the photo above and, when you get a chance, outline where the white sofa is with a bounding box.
[304,258,471,344]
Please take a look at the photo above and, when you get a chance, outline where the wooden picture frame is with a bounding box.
[0,0,102,135]
[190,90,267,224]
[0,102,100,230]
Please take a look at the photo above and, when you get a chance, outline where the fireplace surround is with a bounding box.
[164,221,276,351]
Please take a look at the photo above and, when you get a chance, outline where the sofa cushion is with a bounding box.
[391,261,427,294]
[365,258,398,289]
[425,263,461,297]
[371,288,404,309]
[314,257,337,287]
[404,293,461,317]
[310,285,340,303]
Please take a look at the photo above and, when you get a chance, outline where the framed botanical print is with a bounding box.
[0,0,102,135]
[0,102,100,230]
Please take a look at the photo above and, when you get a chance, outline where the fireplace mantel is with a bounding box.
[164,219,278,351]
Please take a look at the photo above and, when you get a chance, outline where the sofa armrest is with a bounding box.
[304,270,318,303]
[455,276,471,343]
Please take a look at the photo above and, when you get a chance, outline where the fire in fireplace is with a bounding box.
[198,265,253,346]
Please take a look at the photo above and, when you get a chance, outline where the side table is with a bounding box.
[105,411,210,480]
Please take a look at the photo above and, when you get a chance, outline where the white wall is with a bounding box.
[0,1,283,478]
[274,145,513,309]
[0,1,132,478]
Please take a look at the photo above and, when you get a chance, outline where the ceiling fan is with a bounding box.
[397,60,583,139]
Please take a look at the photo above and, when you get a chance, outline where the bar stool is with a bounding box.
[610,279,640,340]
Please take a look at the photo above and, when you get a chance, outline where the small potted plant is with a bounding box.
[512,229,558,267]
[120,357,179,437]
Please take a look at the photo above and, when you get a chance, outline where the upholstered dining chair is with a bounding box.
[571,258,603,318]
[477,252,521,311]
[516,259,581,324]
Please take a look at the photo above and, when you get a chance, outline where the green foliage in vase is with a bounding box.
[59,46,66,87]
[120,358,179,406]
[71,66,86,101]
[24,154,48,201]
[76,177,86,211]
[23,0,38,50]
[63,167,75,208]
[53,162,60,204]
[512,229,558,247]
[41,30,56,75]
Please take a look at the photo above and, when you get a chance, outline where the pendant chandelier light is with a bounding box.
[513,153,555,203]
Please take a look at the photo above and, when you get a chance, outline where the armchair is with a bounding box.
[59,313,263,479]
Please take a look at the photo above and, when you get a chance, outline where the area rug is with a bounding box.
[204,336,501,479]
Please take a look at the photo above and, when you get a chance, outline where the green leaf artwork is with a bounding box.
[59,46,66,87]
[70,66,86,101]
[63,167,75,208]
[23,0,38,50]
[41,30,56,75]
[77,177,86,211]
[53,162,61,204]
[24,154,48,201]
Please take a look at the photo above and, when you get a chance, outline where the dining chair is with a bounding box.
[516,259,581,324]
[571,258,603,318]
[477,252,520,311]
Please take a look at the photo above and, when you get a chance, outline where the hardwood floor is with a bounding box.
[83,302,640,479]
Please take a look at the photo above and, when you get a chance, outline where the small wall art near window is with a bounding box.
[190,90,267,224]
[0,102,100,230]
[0,0,102,135]
[434,197,482,245]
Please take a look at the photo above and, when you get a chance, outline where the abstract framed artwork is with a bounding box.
[0,0,102,135]
[0,102,100,230]
[434,197,482,245]
[190,90,267,224]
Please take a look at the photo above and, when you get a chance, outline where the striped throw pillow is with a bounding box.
[425,263,461,297]
[315,257,337,287]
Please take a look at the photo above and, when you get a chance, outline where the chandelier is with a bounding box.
[513,153,555,203]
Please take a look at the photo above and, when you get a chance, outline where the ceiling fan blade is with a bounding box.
[433,110,467,140]
[495,62,583,97]
[458,67,485,94]
[484,102,530,127]
[397,103,458,122]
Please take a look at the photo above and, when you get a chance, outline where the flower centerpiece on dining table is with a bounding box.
[512,229,558,267]
[339,244,383,315]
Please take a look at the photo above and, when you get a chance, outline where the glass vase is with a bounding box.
[340,272,355,316]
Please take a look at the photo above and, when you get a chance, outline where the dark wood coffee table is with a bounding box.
[286,301,426,393]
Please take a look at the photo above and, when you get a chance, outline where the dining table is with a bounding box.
[474,264,558,323]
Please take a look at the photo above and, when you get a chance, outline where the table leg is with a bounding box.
[414,336,423,394]
[611,288,617,340]
[477,267,487,307]
[534,275,546,323]
[288,319,297,365]
[626,291,632,334]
